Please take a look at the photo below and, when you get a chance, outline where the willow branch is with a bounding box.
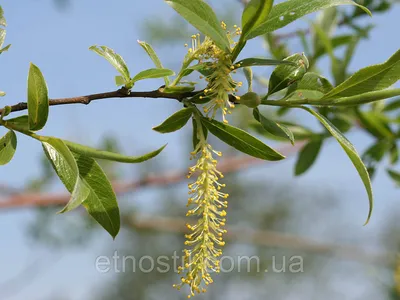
[0,143,303,210]
[127,214,394,266]
[0,87,201,116]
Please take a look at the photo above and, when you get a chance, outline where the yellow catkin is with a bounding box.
[174,143,228,298]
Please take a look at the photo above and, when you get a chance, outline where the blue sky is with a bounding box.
[0,0,399,299]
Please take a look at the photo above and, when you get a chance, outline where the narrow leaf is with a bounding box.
[201,117,285,161]
[253,108,295,145]
[131,68,175,83]
[241,0,274,40]
[153,107,193,133]
[387,169,400,187]
[268,53,309,96]
[324,49,400,98]
[137,40,170,85]
[5,115,29,131]
[234,57,294,69]
[42,137,90,213]
[295,138,323,175]
[301,107,373,224]
[165,0,231,52]
[27,63,49,131]
[74,154,120,238]
[89,45,130,83]
[0,130,17,165]
[247,0,371,40]
[64,140,166,163]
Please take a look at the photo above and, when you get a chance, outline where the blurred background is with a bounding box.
[1,0,400,299]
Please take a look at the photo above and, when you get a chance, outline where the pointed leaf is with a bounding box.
[74,154,120,238]
[131,68,175,83]
[268,53,309,96]
[324,49,400,98]
[137,40,170,86]
[201,117,285,161]
[165,0,231,52]
[301,107,373,224]
[89,45,130,83]
[115,75,125,87]
[42,137,90,212]
[64,140,166,163]
[283,72,333,101]
[246,0,371,40]
[243,67,253,92]
[27,63,49,131]
[253,108,295,145]
[153,107,193,133]
[241,0,274,40]
[5,115,29,131]
[234,57,294,69]
[192,117,208,152]
[387,169,400,187]
[0,130,17,165]
[295,138,323,175]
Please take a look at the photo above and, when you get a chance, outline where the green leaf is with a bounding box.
[192,117,208,151]
[0,44,10,54]
[234,57,294,69]
[42,137,120,238]
[131,68,175,83]
[89,45,130,83]
[115,75,125,87]
[267,53,309,96]
[253,108,295,145]
[153,107,193,133]
[0,91,5,97]
[165,0,231,52]
[246,0,371,40]
[64,140,166,163]
[295,138,323,175]
[301,107,373,224]
[241,0,274,40]
[137,40,170,86]
[74,154,120,239]
[355,109,394,139]
[324,49,400,98]
[313,7,338,54]
[42,137,90,212]
[27,63,49,131]
[201,117,285,161]
[4,115,29,131]
[387,169,400,187]
[0,130,17,165]
[383,97,400,112]
[161,86,195,93]
[283,72,333,101]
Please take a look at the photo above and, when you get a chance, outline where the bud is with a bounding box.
[239,92,261,108]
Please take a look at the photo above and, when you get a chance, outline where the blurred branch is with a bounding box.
[128,214,395,266]
[0,143,303,210]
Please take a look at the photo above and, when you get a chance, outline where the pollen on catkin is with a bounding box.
[182,22,242,124]
[174,143,228,298]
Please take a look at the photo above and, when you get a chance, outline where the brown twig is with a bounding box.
[0,143,303,210]
[0,87,201,115]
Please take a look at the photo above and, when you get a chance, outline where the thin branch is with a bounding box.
[0,87,201,115]
[127,214,395,266]
[0,143,303,210]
